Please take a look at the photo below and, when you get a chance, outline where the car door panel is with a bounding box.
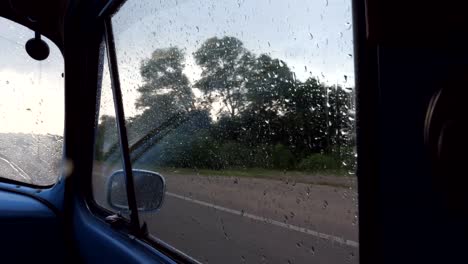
[73,197,174,264]
[0,186,65,263]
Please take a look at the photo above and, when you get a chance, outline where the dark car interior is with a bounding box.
[0,0,466,263]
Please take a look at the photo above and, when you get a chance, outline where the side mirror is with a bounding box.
[107,169,166,212]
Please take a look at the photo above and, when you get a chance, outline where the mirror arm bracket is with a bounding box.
[140,222,149,237]
[105,213,127,229]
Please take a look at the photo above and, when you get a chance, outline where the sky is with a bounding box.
[0,17,64,135]
[111,0,354,118]
[0,0,354,134]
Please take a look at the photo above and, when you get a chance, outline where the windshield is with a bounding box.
[0,17,64,186]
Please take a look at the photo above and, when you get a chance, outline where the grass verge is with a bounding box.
[136,165,355,188]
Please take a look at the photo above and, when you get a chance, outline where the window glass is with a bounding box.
[92,46,127,214]
[112,0,357,263]
[0,17,64,186]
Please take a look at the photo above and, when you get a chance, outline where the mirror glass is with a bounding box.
[108,169,166,212]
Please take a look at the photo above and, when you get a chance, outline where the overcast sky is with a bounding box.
[0,17,64,135]
[0,0,353,134]
[112,0,354,117]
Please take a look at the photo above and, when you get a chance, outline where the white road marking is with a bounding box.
[166,192,359,248]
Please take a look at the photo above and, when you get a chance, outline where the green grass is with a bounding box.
[162,167,348,177]
[165,167,307,178]
[135,165,354,188]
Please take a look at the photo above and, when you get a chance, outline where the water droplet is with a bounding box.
[346,252,355,263]
[241,256,246,262]
[345,22,352,30]
[309,246,315,255]
[322,200,328,209]
[352,213,358,225]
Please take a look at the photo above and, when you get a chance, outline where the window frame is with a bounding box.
[103,17,142,235]
[87,38,132,223]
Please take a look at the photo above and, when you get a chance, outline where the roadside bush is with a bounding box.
[297,153,341,172]
[189,132,223,169]
[271,144,295,169]
[250,144,274,168]
[217,141,252,168]
[328,145,356,173]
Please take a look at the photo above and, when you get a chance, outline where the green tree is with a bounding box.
[239,54,296,146]
[327,85,354,161]
[283,77,329,154]
[129,47,196,142]
[245,54,295,115]
[127,36,357,173]
[137,47,195,113]
[194,36,254,118]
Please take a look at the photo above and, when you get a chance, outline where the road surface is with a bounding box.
[139,173,359,264]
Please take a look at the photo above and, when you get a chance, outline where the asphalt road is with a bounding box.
[139,173,359,264]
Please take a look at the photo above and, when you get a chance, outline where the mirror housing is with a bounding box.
[25,32,49,61]
[107,169,166,213]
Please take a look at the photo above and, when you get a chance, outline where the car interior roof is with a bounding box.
[0,0,68,50]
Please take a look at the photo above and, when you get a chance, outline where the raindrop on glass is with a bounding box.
[309,246,316,255]
[322,200,328,209]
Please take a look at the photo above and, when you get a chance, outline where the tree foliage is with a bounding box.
[137,47,194,113]
[102,36,356,173]
[194,36,254,117]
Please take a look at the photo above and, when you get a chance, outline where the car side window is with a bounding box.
[92,44,128,215]
[0,17,64,186]
[103,0,358,263]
